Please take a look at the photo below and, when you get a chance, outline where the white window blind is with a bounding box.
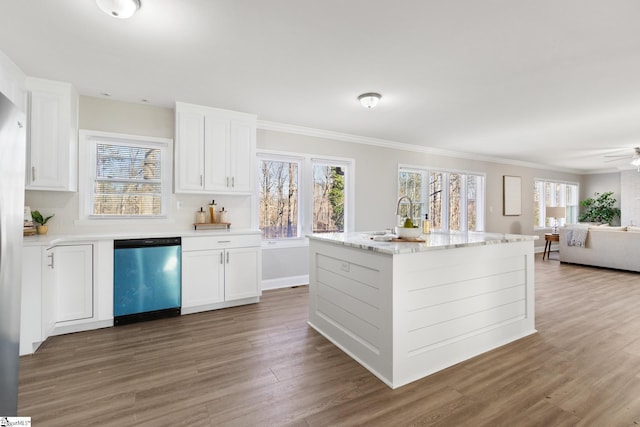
[94,143,162,216]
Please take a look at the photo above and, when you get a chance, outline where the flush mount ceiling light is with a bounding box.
[358,92,381,109]
[96,0,141,19]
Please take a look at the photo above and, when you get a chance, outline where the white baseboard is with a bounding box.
[261,274,309,291]
[51,319,113,337]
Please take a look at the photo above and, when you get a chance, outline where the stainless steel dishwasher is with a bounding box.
[113,237,181,325]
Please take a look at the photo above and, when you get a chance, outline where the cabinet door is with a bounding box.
[26,79,78,191]
[28,90,65,189]
[20,246,42,355]
[228,119,255,193]
[225,247,260,301]
[42,248,56,337]
[53,245,93,322]
[175,110,205,192]
[182,249,225,308]
[0,51,26,110]
[204,114,229,191]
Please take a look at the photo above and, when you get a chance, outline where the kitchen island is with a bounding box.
[308,231,538,389]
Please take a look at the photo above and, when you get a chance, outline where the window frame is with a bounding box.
[533,178,579,230]
[78,129,173,222]
[257,150,355,247]
[398,164,486,232]
[256,153,304,240]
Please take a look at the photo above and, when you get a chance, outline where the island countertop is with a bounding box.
[307,231,538,255]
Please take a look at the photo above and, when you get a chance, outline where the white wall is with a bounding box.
[262,247,309,290]
[582,172,621,202]
[620,170,640,226]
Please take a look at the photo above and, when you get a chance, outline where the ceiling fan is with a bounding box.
[604,147,640,167]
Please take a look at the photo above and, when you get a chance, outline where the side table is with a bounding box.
[543,233,560,260]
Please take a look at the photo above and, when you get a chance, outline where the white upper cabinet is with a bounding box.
[203,114,229,191]
[175,109,206,192]
[228,119,255,193]
[25,77,78,191]
[0,50,26,111]
[175,102,256,194]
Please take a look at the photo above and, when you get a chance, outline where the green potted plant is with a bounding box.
[578,191,621,225]
[31,210,54,235]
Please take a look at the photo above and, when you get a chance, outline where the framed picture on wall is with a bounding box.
[503,175,521,216]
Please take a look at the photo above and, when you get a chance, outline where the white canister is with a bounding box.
[195,208,206,224]
[218,208,228,223]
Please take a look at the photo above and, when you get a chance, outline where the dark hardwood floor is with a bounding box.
[18,255,640,426]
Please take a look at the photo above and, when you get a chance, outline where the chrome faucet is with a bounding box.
[395,196,414,220]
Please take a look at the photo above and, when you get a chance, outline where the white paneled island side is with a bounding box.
[308,232,538,389]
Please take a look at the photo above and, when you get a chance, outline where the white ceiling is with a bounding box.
[2,0,640,174]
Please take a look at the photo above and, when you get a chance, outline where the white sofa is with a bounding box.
[559,225,640,272]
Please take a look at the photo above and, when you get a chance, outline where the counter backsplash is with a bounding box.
[24,190,255,237]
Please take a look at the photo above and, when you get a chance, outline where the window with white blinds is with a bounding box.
[94,143,162,215]
[79,130,172,219]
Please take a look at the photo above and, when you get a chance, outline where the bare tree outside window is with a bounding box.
[313,164,345,233]
[398,170,423,221]
[449,173,461,231]
[258,155,351,239]
[399,168,484,232]
[94,144,162,216]
[258,159,299,239]
[430,172,443,230]
[467,175,478,231]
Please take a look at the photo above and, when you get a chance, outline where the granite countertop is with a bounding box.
[308,231,538,255]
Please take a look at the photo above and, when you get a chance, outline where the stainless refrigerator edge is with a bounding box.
[0,91,26,416]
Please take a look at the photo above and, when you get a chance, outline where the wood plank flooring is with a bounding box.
[18,255,640,426]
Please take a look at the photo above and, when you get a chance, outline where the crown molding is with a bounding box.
[256,120,584,175]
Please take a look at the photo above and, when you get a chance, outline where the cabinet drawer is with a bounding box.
[183,234,260,251]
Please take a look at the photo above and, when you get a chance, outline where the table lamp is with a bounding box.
[546,206,566,234]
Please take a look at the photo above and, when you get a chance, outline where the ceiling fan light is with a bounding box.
[631,158,640,167]
[96,0,140,19]
[358,92,381,109]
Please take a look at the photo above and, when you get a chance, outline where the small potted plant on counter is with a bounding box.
[31,210,54,235]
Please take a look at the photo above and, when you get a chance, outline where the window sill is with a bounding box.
[261,237,309,250]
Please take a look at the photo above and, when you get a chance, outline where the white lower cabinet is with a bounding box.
[182,249,225,307]
[20,234,260,354]
[225,247,261,300]
[48,244,93,323]
[20,246,43,356]
[182,234,261,314]
[21,243,94,355]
